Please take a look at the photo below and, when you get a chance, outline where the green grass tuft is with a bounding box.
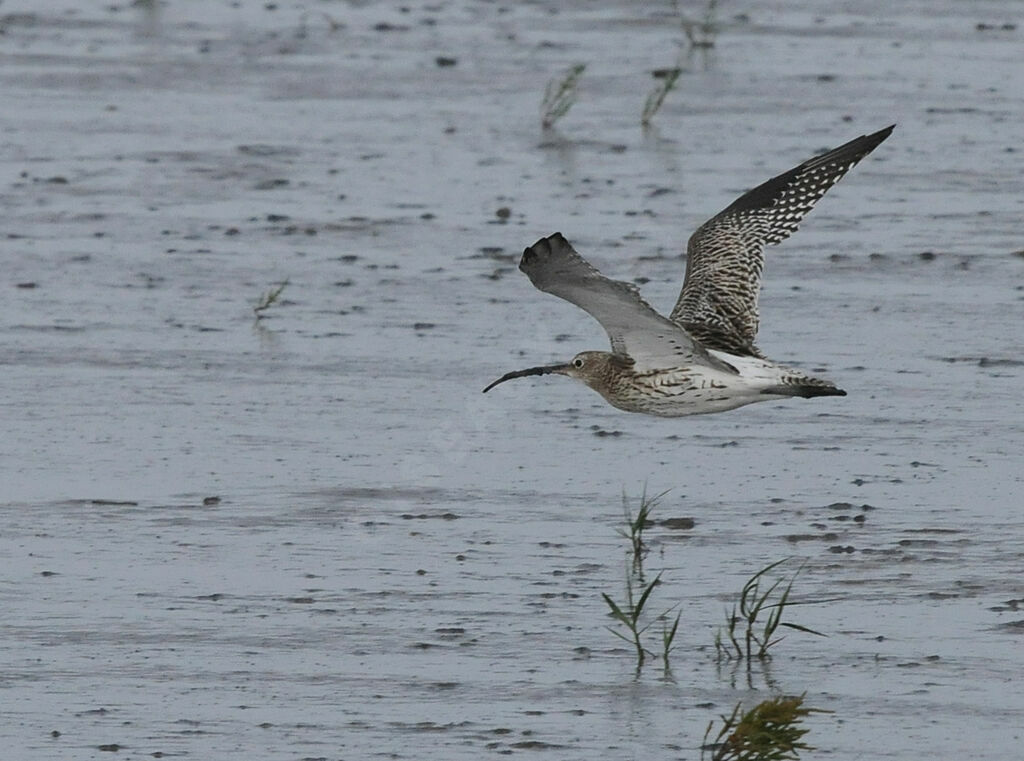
[604,485,681,670]
[702,694,828,761]
[641,68,681,126]
[540,63,586,128]
[716,559,826,662]
[254,278,290,319]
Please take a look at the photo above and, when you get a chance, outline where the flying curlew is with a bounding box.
[483,125,894,417]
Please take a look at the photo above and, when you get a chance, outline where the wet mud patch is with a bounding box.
[3,1,1024,760]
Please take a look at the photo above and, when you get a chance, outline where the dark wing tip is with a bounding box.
[859,123,896,152]
[520,232,572,275]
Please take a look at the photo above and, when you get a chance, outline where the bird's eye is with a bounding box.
[573,358,584,369]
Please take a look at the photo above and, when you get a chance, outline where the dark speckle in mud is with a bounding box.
[589,425,622,437]
[236,144,299,157]
[5,4,1022,760]
[660,517,695,530]
[510,740,566,750]
[435,56,458,67]
[16,281,38,289]
[97,744,122,752]
[829,545,856,553]
[978,357,1024,368]
[975,22,1017,31]
[202,496,221,506]
[494,206,511,221]
[373,22,410,32]
[786,532,840,542]
[825,501,873,513]
[412,322,436,330]
[940,355,1024,367]
[254,178,289,190]
[989,599,1024,612]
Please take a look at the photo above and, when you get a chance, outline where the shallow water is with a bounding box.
[2,1,1023,759]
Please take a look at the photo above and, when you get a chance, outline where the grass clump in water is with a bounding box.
[677,0,719,49]
[702,694,826,761]
[602,572,681,670]
[603,485,680,669]
[254,278,289,319]
[641,67,682,127]
[617,484,667,577]
[540,63,586,128]
[715,559,826,662]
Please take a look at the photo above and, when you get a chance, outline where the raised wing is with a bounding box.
[520,233,733,373]
[670,125,894,356]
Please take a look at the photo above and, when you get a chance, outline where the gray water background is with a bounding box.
[2,1,1023,759]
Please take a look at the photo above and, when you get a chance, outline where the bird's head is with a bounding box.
[483,351,617,393]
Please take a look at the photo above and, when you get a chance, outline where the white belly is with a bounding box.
[598,353,818,418]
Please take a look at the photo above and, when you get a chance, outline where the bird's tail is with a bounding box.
[760,376,846,398]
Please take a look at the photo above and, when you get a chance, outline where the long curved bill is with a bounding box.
[482,363,570,393]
